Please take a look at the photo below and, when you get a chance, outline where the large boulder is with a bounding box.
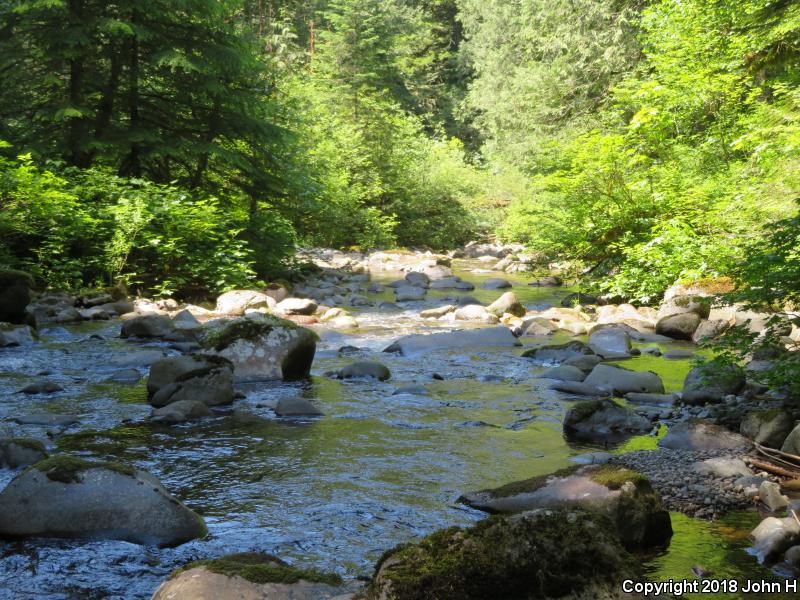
[740,410,796,448]
[203,316,317,382]
[538,365,586,382]
[404,271,430,287]
[521,341,594,363]
[367,509,641,600]
[147,355,235,408]
[563,399,651,438]
[394,285,426,302]
[152,400,213,423]
[655,313,701,340]
[454,304,497,323]
[692,319,730,343]
[0,456,206,546]
[0,438,48,469]
[657,295,711,320]
[384,326,519,356]
[486,292,525,318]
[659,420,751,451]
[583,364,665,395]
[459,465,671,550]
[215,290,275,316]
[750,517,800,563]
[0,269,33,324]
[588,326,632,358]
[681,364,745,405]
[0,323,36,347]
[121,314,176,339]
[151,553,349,600]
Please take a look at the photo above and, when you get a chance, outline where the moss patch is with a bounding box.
[370,510,639,600]
[203,317,309,352]
[31,454,136,484]
[175,552,342,586]
[587,465,648,490]
[475,465,581,499]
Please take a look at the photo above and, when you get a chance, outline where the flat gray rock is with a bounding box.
[384,326,519,356]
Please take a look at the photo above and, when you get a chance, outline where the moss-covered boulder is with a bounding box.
[583,364,665,395]
[0,269,33,324]
[152,553,350,600]
[486,291,526,318]
[0,455,206,546]
[681,364,745,405]
[367,509,641,600]
[203,316,317,382]
[0,438,48,469]
[147,355,235,408]
[458,465,672,550]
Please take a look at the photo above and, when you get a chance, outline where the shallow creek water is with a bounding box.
[0,262,791,599]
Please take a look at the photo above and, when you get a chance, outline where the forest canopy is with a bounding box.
[1,0,798,302]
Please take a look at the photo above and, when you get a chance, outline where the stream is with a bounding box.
[0,260,792,599]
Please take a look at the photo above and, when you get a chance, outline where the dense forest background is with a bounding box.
[1,0,799,302]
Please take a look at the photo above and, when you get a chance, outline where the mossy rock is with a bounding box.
[369,509,640,600]
[202,316,306,352]
[31,454,135,484]
[0,268,34,324]
[0,438,48,468]
[174,552,342,586]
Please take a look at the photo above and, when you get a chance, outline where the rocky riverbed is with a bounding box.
[0,246,797,599]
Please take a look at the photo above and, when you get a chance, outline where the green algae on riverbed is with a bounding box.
[644,511,793,600]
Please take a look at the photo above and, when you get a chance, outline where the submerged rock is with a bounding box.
[368,508,641,600]
[151,553,348,600]
[563,399,651,439]
[480,277,512,290]
[459,465,671,550]
[333,362,391,381]
[0,456,206,546]
[20,380,63,394]
[275,397,324,417]
[384,326,519,356]
[203,316,317,382]
[152,399,213,423]
[0,438,48,469]
[148,355,235,408]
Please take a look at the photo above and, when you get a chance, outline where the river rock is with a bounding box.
[203,317,317,382]
[148,355,235,408]
[692,319,730,343]
[481,278,512,290]
[0,324,36,347]
[0,456,206,546]
[152,399,213,423]
[151,553,350,600]
[782,424,800,455]
[404,271,430,287]
[740,410,796,448]
[785,545,800,567]
[420,305,456,319]
[486,292,525,318]
[275,397,324,417]
[20,380,63,394]
[394,286,426,302]
[588,326,632,358]
[369,508,641,600]
[173,309,202,331]
[657,295,711,320]
[121,314,176,339]
[692,458,752,478]
[681,364,745,405]
[659,421,751,451]
[550,381,607,397]
[384,326,519,356]
[521,341,594,363]
[459,465,671,550]
[624,392,677,406]
[0,438,48,469]
[0,269,32,324]
[562,354,603,373]
[760,481,789,512]
[751,517,799,563]
[563,399,651,438]
[334,362,391,381]
[264,282,290,303]
[529,276,562,287]
[392,384,429,396]
[453,304,496,322]
[79,306,111,320]
[275,298,318,316]
[538,365,586,382]
[583,364,664,395]
[54,306,83,323]
[655,313,701,340]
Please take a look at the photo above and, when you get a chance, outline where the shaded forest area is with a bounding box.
[1,0,799,306]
